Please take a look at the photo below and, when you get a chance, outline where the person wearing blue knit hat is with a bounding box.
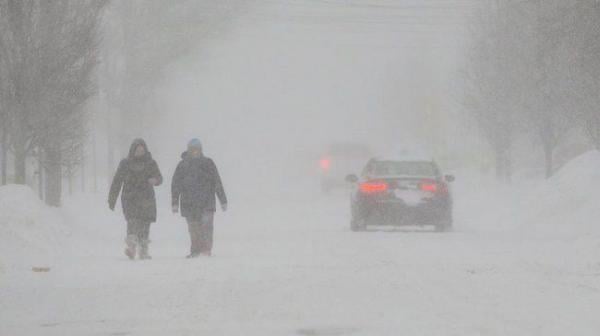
[187,138,202,151]
[171,138,228,258]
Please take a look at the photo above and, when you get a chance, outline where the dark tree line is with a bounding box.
[1,0,250,205]
[0,0,107,205]
[463,0,600,180]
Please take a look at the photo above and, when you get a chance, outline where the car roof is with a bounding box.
[326,143,372,156]
[371,156,435,163]
[365,159,441,178]
[373,149,435,162]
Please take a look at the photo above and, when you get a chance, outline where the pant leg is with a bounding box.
[130,218,142,242]
[138,221,151,255]
[126,219,139,247]
[186,219,202,254]
[138,221,150,242]
[199,211,214,253]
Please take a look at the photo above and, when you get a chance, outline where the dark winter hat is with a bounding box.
[187,138,202,151]
[128,138,149,158]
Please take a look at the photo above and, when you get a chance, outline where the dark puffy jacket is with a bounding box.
[172,152,227,216]
[109,139,163,222]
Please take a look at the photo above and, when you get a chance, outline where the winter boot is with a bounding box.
[139,240,152,260]
[124,235,138,260]
[200,251,212,257]
[186,252,201,259]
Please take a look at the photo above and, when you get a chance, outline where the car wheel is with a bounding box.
[434,216,453,232]
[350,218,366,232]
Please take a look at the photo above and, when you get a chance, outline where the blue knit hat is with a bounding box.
[187,138,202,151]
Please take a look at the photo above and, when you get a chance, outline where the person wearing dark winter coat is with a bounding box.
[109,138,163,260]
[171,138,227,258]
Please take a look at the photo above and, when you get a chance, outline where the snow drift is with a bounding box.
[461,150,600,237]
[0,185,67,252]
[0,185,67,272]
[522,150,600,237]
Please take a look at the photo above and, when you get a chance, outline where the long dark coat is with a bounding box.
[171,151,227,219]
[109,139,163,223]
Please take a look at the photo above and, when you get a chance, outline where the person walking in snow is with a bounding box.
[109,138,163,260]
[171,139,227,258]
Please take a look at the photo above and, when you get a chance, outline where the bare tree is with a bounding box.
[519,0,575,178]
[567,0,600,150]
[0,0,107,205]
[37,0,107,206]
[462,0,595,179]
[463,1,523,181]
[0,0,35,184]
[0,28,8,185]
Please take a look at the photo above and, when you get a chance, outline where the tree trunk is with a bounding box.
[543,142,554,179]
[44,146,62,207]
[503,150,512,183]
[1,131,7,185]
[13,142,27,185]
[81,156,86,192]
[92,133,98,192]
[68,166,73,196]
[494,147,504,181]
[494,145,509,182]
[37,149,44,200]
[493,143,512,183]
[587,116,600,151]
[107,109,115,188]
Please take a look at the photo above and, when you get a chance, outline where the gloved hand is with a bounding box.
[172,204,179,214]
[108,201,115,211]
[221,203,228,212]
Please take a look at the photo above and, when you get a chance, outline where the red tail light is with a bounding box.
[420,181,438,193]
[319,158,331,170]
[360,181,388,194]
[419,179,448,194]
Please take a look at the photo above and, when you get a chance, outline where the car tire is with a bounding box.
[434,215,453,232]
[350,218,366,232]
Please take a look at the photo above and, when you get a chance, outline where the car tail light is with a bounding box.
[360,181,388,194]
[420,181,438,193]
[419,179,448,194]
[319,158,331,170]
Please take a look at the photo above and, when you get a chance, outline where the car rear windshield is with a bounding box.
[372,161,437,177]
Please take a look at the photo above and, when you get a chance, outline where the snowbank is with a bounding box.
[0,185,68,271]
[522,150,600,237]
[457,150,600,237]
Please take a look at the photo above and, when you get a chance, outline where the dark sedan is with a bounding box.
[346,158,454,232]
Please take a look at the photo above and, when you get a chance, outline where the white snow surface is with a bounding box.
[523,150,600,237]
[1,152,600,335]
[0,185,68,269]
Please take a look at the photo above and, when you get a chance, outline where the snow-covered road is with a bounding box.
[2,2,600,335]
[2,186,599,336]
